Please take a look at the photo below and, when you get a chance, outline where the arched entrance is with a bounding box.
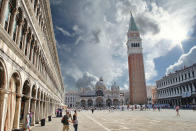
[4,72,21,130]
[96,97,103,107]
[113,99,119,107]
[0,59,7,130]
[20,80,31,128]
[81,100,86,107]
[106,99,112,107]
[87,99,93,107]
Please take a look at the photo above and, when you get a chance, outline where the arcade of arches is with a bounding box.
[80,98,120,108]
[0,59,62,130]
[0,0,64,130]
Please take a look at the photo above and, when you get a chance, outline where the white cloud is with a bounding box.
[56,26,74,37]
[166,45,196,74]
[52,0,196,88]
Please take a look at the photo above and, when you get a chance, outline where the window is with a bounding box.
[192,71,195,77]
[0,0,3,13]
[185,74,187,79]
[4,0,11,31]
[181,75,183,81]
[188,72,190,78]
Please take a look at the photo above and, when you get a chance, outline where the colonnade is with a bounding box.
[158,82,196,98]
[0,58,61,131]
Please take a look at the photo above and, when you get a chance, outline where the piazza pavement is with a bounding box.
[33,109,196,131]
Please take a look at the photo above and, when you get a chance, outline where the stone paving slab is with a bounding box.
[33,109,196,131]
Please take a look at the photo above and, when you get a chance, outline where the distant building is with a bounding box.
[156,64,196,106]
[127,13,147,104]
[65,92,79,108]
[78,78,125,108]
[152,87,157,104]
[146,85,157,104]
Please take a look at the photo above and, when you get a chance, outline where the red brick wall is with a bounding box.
[128,54,147,104]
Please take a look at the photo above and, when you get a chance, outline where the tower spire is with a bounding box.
[129,12,138,31]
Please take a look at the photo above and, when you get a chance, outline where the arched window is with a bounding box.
[12,12,19,41]
[25,30,31,56]
[34,0,38,11]
[19,19,27,50]
[0,0,3,13]
[4,0,12,30]
[36,7,40,18]
[29,36,34,60]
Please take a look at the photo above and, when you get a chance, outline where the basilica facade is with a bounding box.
[0,0,64,130]
[79,78,125,108]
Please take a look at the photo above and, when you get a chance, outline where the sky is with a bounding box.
[50,0,196,91]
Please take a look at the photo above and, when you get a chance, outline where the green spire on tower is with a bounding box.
[129,12,138,31]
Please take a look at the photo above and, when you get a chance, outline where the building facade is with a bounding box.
[146,85,157,104]
[0,0,64,130]
[152,87,157,104]
[156,64,196,106]
[127,13,147,104]
[65,92,79,108]
[79,78,125,108]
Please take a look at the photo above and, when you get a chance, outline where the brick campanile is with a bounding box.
[127,13,147,104]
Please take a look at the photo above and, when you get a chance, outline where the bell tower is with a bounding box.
[127,13,147,104]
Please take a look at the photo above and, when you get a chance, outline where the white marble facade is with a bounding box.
[0,0,64,130]
[78,78,125,108]
[156,64,196,106]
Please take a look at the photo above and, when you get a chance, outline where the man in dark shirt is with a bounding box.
[62,112,71,131]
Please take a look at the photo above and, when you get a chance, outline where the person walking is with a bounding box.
[176,105,180,116]
[26,112,31,131]
[91,108,94,114]
[72,110,78,131]
[62,112,71,131]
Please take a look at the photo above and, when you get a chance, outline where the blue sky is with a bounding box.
[50,0,196,91]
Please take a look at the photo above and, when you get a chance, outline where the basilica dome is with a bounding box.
[95,77,106,90]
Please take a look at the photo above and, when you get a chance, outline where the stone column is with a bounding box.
[8,8,17,37]
[13,95,22,129]
[31,99,36,126]
[39,101,43,120]
[22,98,31,128]
[0,0,9,26]
[22,30,28,52]
[192,83,195,92]
[45,101,47,118]
[16,20,23,46]
[26,35,32,57]
[33,46,37,65]
[0,89,9,131]
[193,98,196,104]
[29,42,35,61]
[35,100,40,123]
[36,53,39,69]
